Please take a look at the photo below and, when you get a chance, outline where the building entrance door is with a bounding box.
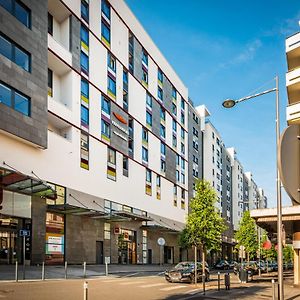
[164,246,174,264]
[96,241,103,264]
[118,229,137,264]
[0,230,17,264]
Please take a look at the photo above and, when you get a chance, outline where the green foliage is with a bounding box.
[235,211,258,259]
[179,180,226,251]
[283,245,293,263]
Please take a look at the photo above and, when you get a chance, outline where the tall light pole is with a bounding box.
[222,76,283,299]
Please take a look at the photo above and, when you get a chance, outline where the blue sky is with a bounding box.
[126,0,300,208]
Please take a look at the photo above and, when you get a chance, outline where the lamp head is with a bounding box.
[222,99,236,109]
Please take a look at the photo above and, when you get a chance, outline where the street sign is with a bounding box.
[19,229,30,237]
[157,237,165,246]
[278,124,300,204]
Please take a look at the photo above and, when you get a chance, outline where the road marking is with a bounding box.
[160,285,187,291]
[157,271,165,275]
[140,283,166,288]
[184,288,201,294]
[119,281,145,285]
[123,272,140,277]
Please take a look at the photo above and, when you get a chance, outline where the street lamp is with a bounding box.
[222,76,283,299]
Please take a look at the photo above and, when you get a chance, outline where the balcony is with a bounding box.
[286,67,300,105]
[287,102,300,125]
[286,32,300,71]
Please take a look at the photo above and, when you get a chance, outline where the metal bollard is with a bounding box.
[65,261,68,279]
[217,272,220,291]
[105,262,108,276]
[42,262,45,281]
[83,281,88,300]
[202,274,206,295]
[83,262,86,279]
[15,261,18,282]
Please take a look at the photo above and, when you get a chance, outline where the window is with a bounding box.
[181,172,185,184]
[176,154,180,165]
[156,175,161,187]
[123,71,128,110]
[146,93,152,108]
[160,159,166,172]
[0,82,30,116]
[146,111,152,127]
[172,119,177,132]
[80,132,89,169]
[181,142,185,155]
[80,51,89,74]
[142,48,148,65]
[123,71,128,90]
[172,134,177,147]
[80,25,89,47]
[181,111,185,125]
[146,169,151,183]
[172,103,177,116]
[158,69,163,83]
[158,86,163,101]
[181,127,185,140]
[101,119,110,138]
[81,0,89,22]
[160,107,165,121]
[108,76,116,96]
[104,223,110,240]
[48,13,53,35]
[1,0,30,28]
[142,147,148,162]
[107,52,116,72]
[161,142,166,156]
[181,158,185,170]
[160,124,165,138]
[176,170,180,182]
[101,0,110,19]
[0,34,30,71]
[123,156,128,176]
[108,147,116,165]
[81,105,89,126]
[48,69,53,97]
[172,87,177,99]
[81,78,89,100]
[142,70,148,84]
[181,97,185,110]
[142,127,148,142]
[101,20,110,44]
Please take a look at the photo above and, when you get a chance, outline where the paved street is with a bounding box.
[1,271,300,300]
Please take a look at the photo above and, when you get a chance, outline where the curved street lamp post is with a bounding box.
[222,76,283,299]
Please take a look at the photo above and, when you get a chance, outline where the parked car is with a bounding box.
[215,260,230,270]
[228,260,237,269]
[165,262,210,283]
[233,261,258,276]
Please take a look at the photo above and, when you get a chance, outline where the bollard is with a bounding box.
[217,272,220,291]
[42,262,45,281]
[15,261,18,282]
[224,273,230,290]
[65,261,68,280]
[105,262,108,276]
[83,281,88,300]
[272,279,276,300]
[202,274,206,295]
[83,262,86,279]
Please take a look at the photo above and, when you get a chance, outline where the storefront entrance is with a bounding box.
[118,229,137,264]
[164,246,174,264]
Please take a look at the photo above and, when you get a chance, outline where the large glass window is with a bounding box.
[160,124,165,138]
[146,93,152,108]
[160,107,165,120]
[108,76,116,96]
[142,147,148,162]
[101,0,110,19]
[107,53,116,72]
[80,51,89,74]
[48,13,53,35]
[0,82,30,116]
[158,69,163,83]
[101,21,110,43]
[81,78,89,98]
[81,0,89,23]
[158,86,163,101]
[81,105,89,125]
[146,111,152,127]
[101,119,110,138]
[146,169,151,183]
[0,0,31,28]
[161,142,166,156]
[48,69,53,96]
[142,49,148,65]
[108,147,116,165]
[0,34,30,71]
[102,96,110,114]
[80,25,89,46]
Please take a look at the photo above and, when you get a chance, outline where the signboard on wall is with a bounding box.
[45,233,64,254]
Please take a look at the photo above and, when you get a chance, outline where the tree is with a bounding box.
[179,180,226,285]
[235,211,258,263]
[283,245,293,265]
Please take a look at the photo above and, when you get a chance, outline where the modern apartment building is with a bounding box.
[0,0,190,266]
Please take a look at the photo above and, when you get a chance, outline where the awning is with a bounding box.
[0,166,57,199]
[113,210,153,222]
[141,224,180,234]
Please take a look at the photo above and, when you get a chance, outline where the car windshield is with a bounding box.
[174,262,193,269]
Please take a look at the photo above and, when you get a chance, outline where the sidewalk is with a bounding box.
[0,263,172,281]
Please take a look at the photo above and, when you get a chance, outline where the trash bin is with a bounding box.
[239,269,248,283]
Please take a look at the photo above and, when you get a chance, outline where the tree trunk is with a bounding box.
[247,251,250,266]
[194,245,197,285]
[202,244,206,282]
